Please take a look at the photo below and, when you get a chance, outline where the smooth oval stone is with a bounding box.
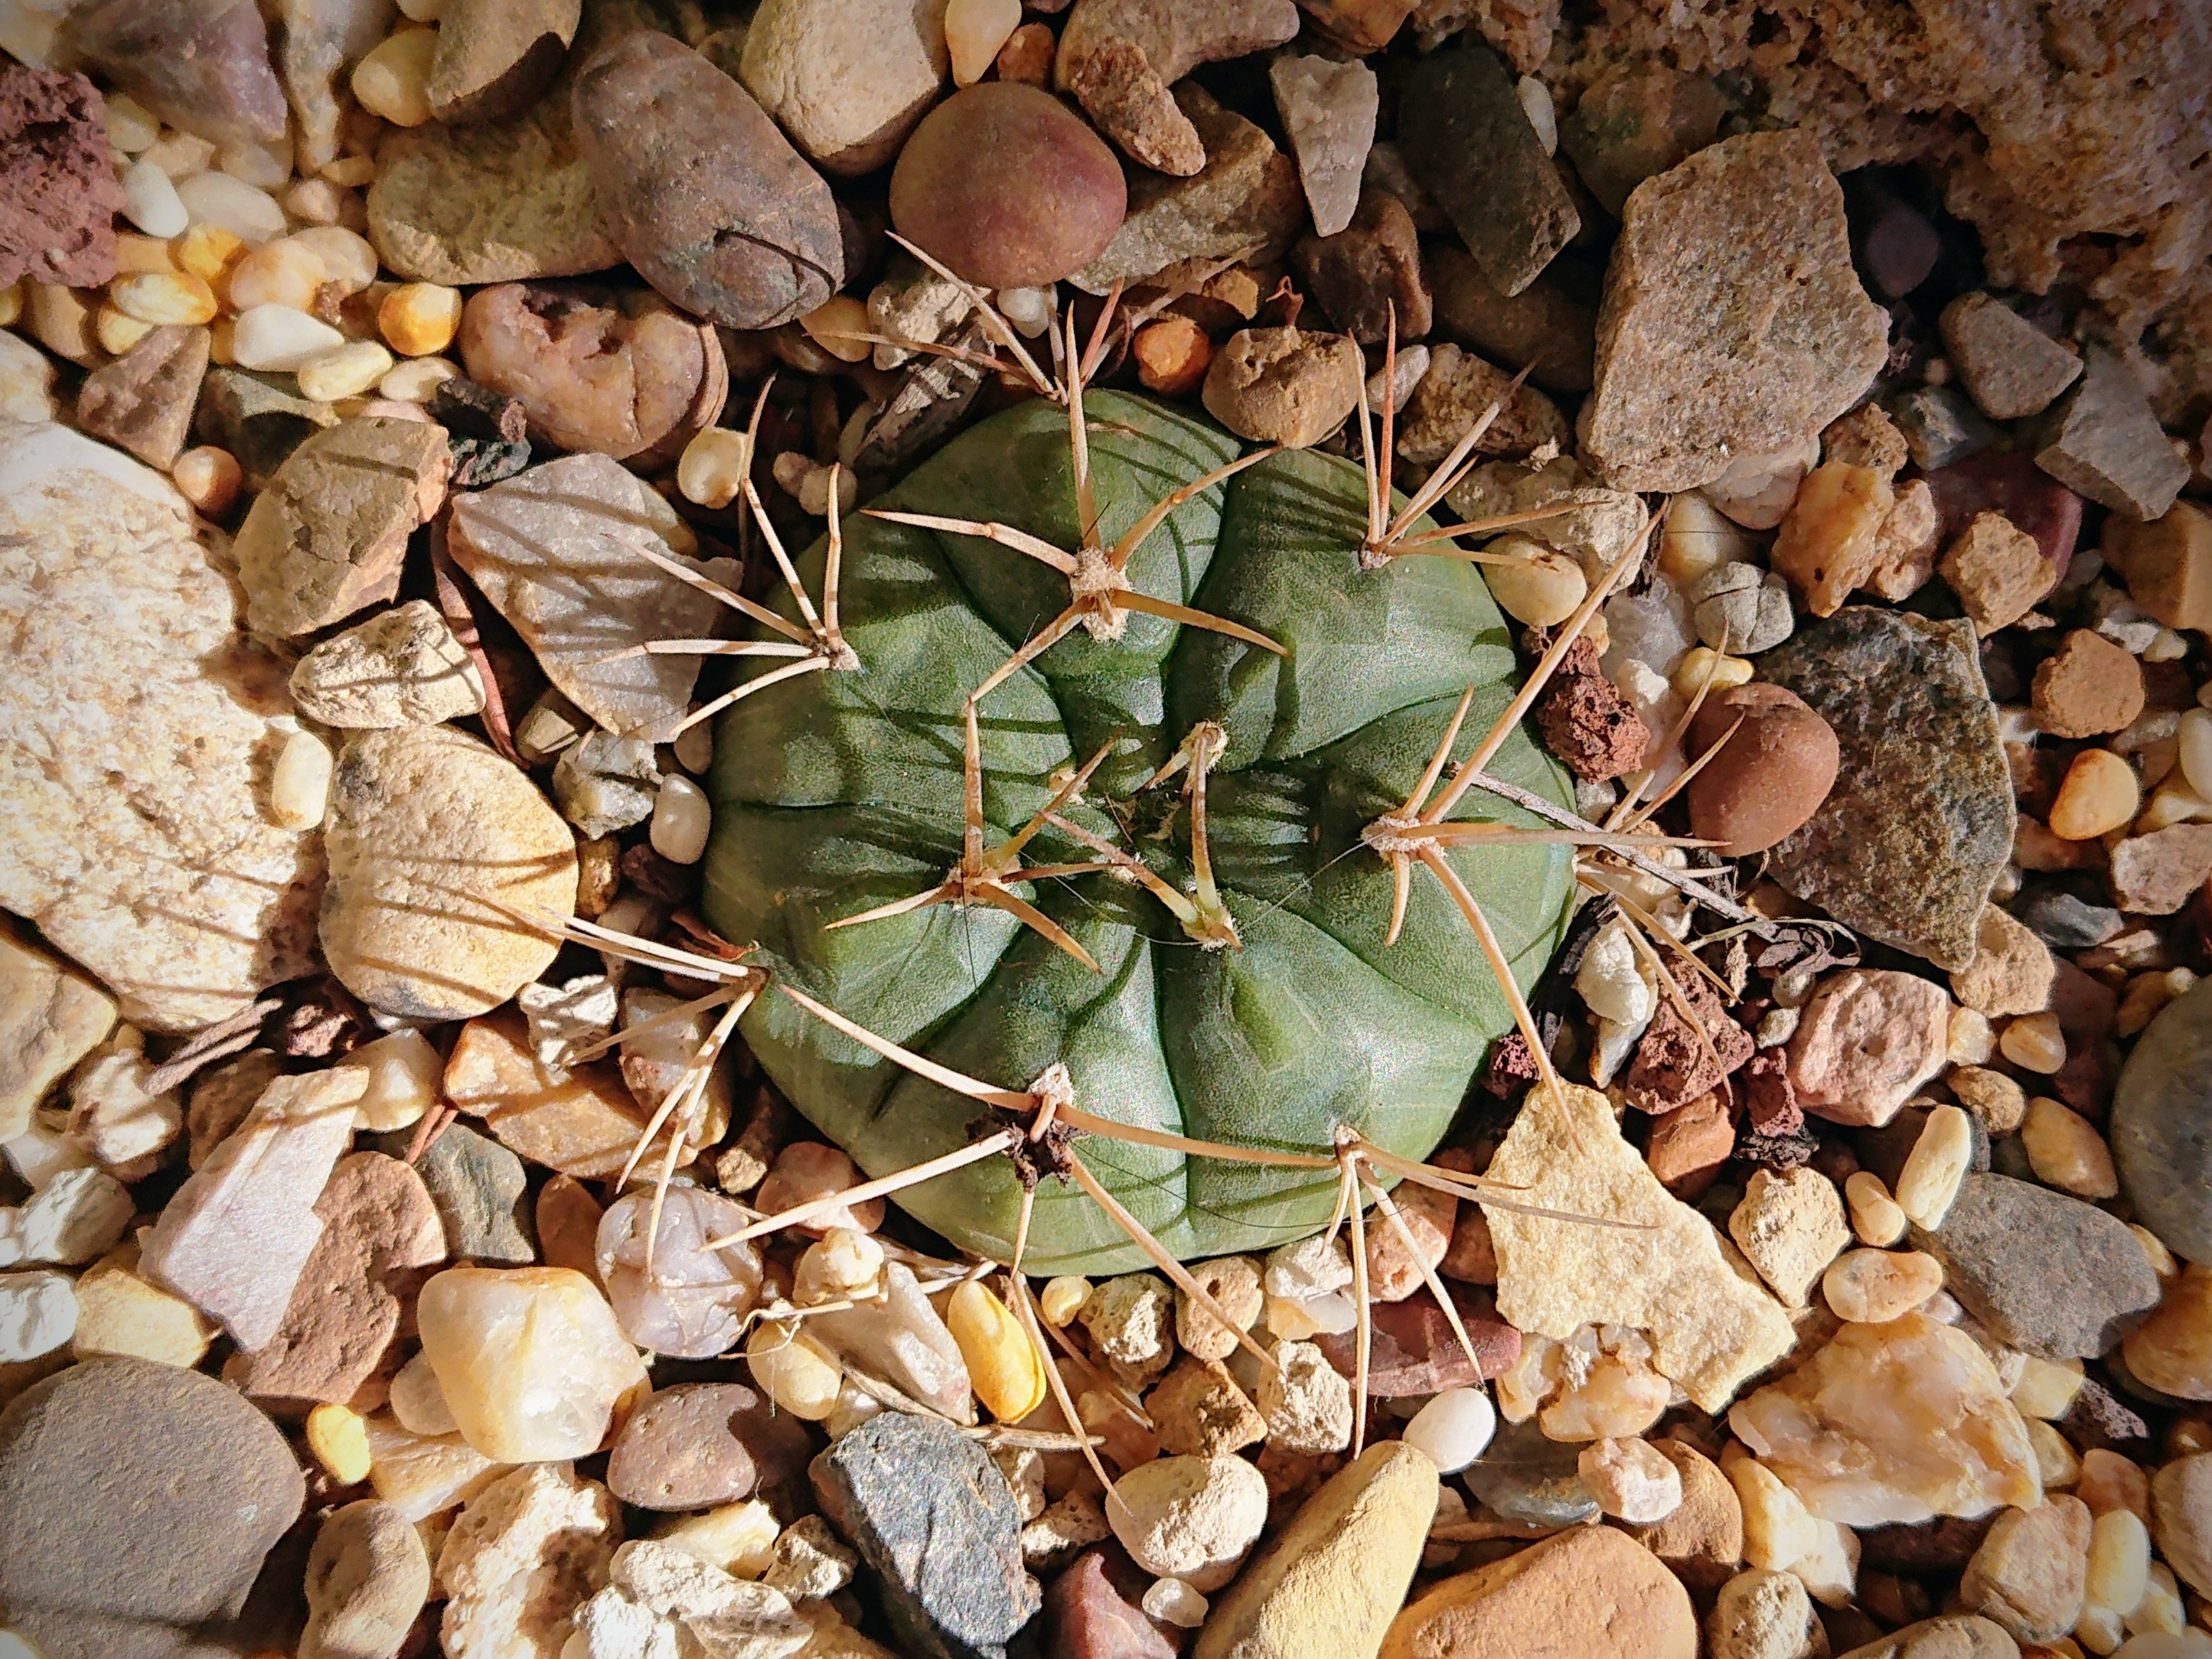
[2114,976,2212,1263]
[889,82,1127,288]
[1461,1418,1600,1528]
[605,1380,812,1510]
[1686,683,1841,857]
[571,30,842,328]
[595,1185,765,1358]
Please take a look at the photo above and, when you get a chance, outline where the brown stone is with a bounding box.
[1956,1496,2090,1644]
[1942,510,2057,633]
[571,31,843,330]
[1427,242,1598,395]
[426,0,579,124]
[1629,1438,1744,1598]
[1380,1526,1697,1659]
[444,1009,664,1182]
[1365,1147,1470,1302]
[1535,638,1650,783]
[2031,630,2145,738]
[1685,683,1841,858]
[1045,1546,1176,1659]
[240,1152,446,1405]
[1786,969,1950,1129]
[1316,1285,1519,1397]
[535,1175,603,1279]
[1398,342,1571,464]
[1557,61,1727,218]
[1201,327,1362,449]
[2108,823,2212,914]
[1939,293,2081,422]
[1832,1615,2018,1659]
[1577,129,1890,494]
[605,1381,812,1511]
[73,325,209,470]
[1147,1357,1266,1459]
[1292,190,1431,345]
[1053,0,1297,176]
[233,417,451,639]
[1949,904,2054,1019]
[0,66,122,288]
[1646,1091,1735,1199]
[2102,500,2212,636]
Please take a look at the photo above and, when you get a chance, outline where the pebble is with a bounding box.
[811,1410,1039,1656]
[1785,969,1951,1129]
[1399,342,1573,463]
[1581,1436,1686,1524]
[1707,1567,1824,1659]
[553,732,657,839]
[448,451,740,738]
[359,1415,502,1522]
[1175,1255,1263,1361]
[417,1266,647,1462]
[1895,1103,1975,1228]
[595,1185,763,1358]
[747,1318,843,1420]
[738,0,947,176]
[0,425,321,1029]
[1770,460,1894,617]
[1109,1452,1270,1593]
[755,1142,886,1236]
[1956,1494,2090,1644]
[1428,243,1596,394]
[1941,510,2058,633]
[649,774,712,863]
[2050,748,2142,841]
[0,326,56,424]
[1916,1173,2161,1360]
[1823,1248,1945,1324]
[139,1067,364,1349]
[0,1270,75,1362]
[369,1117,533,1264]
[1271,54,1377,239]
[1730,1166,1851,1306]
[889,82,1127,289]
[2152,1455,2212,1596]
[1485,1084,1793,1412]
[1578,129,1888,492]
[2021,1095,2117,1198]
[1398,43,1577,298]
[1760,610,2012,971]
[608,1381,811,1512]
[425,0,579,124]
[0,66,122,287]
[2035,348,2191,523]
[1689,561,1796,654]
[291,599,486,730]
[572,31,843,332]
[1192,1442,1435,1659]
[1054,0,1297,174]
[321,725,574,1021]
[1200,325,1362,448]
[1730,1310,2041,1524]
[77,323,210,474]
[71,1243,215,1366]
[1382,1525,1696,1659]
[2109,972,2212,1260]
[1296,189,1431,347]
[1939,292,2083,421]
[946,0,1020,86]
[811,1262,976,1423]
[1257,1337,1354,1453]
[438,1462,622,1659]
[948,1278,1048,1422]
[1685,683,1841,857]
[443,1009,674,1181]
[2109,823,2212,914]
[349,28,437,125]
[300,1499,432,1659]
[0,924,114,1146]
[1625,1438,1744,1596]
[1046,1546,1176,1659]
[1072,85,1303,292]
[1949,904,2057,1021]
[2103,500,2210,636]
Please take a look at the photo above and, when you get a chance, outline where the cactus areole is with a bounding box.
[705,390,1577,1274]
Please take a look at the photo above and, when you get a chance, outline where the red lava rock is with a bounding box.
[0,65,123,288]
[605,1381,813,1511]
[1534,637,1650,782]
[1316,1284,1519,1396]
[1623,971,1754,1113]
[1923,448,2084,580]
[238,1152,446,1406]
[889,83,1127,289]
[1685,683,1842,858]
[1044,1545,1177,1659]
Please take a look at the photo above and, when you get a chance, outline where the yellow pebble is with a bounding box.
[677,426,752,509]
[379,355,458,403]
[947,1279,1047,1423]
[297,340,395,402]
[1844,1170,1908,1247]
[351,29,439,127]
[800,295,873,363]
[173,446,243,515]
[305,1402,374,1485]
[2011,1354,2086,1419]
[207,317,237,367]
[0,281,18,328]
[95,303,155,355]
[378,282,462,357]
[2000,1010,2067,1075]
[1672,644,1755,700]
[173,223,246,287]
[113,233,178,275]
[110,271,218,326]
[2049,748,2140,841]
[2021,1094,2117,1198]
[1894,1103,1973,1229]
[745,1320,842,1420]
[225,236,328,314]
[1039,1276,1089,1328]
[321,155,379,188]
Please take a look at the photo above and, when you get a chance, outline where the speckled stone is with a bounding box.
[2112,976,2212,1263]
[1759,608,2012,973]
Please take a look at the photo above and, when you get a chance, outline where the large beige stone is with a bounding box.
[1728,1312,2042,1527]
[1577,129,1889,494]
[1956,1496,2089,1644]
[321,724,575,1022]
[1193,1441,1435,1659]
[0,422,320,1031]
[438,1462,621,1659]
[1481,1083,1796,1413]
[740,0,948,176]
[0,918,114,1139]
[1379,1526,1696,1659]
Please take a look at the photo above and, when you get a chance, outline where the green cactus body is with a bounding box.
[704,389,1575,1274]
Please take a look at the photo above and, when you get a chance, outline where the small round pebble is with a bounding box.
[889,82,1127,288]
[1404,1386,1498,1473]
[1685,682,1841,856]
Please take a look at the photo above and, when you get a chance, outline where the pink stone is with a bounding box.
[1786,969,1952,1128]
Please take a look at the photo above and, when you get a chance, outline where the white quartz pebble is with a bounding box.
[0,1270,77,1362]
[1404,1386,1497,1473]
[17,1167,133,1265]
[269,725,334,829]
[176,170,286,244]
[651,775,711,864]
[119,159,188,236]
[1141,1578,1209,1629]
[231,304,345,373]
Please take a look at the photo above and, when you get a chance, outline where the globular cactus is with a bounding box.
[705,389,1576,1274]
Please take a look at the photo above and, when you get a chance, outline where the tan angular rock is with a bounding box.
[1481,1083,1795,1413]
[321,724,575,1022]
[1940,510,2056,634]
[417,1266,648,1463]
[1956,1495,2090,1643]
[1201,326,1362,450]
[72,323,210,469]
[438,1462,621,1659]
[1055,0,1299,178]
[1729,1167,1851,1307]
[362,1415,506,1523]
[1705,1568,1824,1659]
[290,600,487,730]
[1728,1312,2042,1527]
[1193,1442,1435,1659]
[443,1009,667,1182]
[1577,129,1889,494]
[0,423,319,1032]
[448,453,744,741]
[70,1241,215,1367]
[1398,342,1573,464]
[1380,1526,1696,1659]
[0,918,114,1139]
[233,416,452,639]
[1949,904,2054,1019]
[1108,1452,1269,1592]
[139,1067,367,1350]
[740,0,949,177]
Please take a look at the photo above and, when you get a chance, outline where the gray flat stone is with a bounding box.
[2035,347,2190,521]
[2112,976,2212,1263]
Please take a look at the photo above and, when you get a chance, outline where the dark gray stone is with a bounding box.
[1461,1418,1600,1528]
[1399,44,1579,298]
[366,1120,533,1264]
[2112,976,2212,1263]
[2035,347,2191,521]
[0,1358,306,1659]
[1760,609,2013,972]
[1887,384,1998,473]
[194,367,338,494]
[810,1410,1039,1659]
[607,1381,813,1511]
[2017,888,2125,950]
[1913,1173,2161,1360]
